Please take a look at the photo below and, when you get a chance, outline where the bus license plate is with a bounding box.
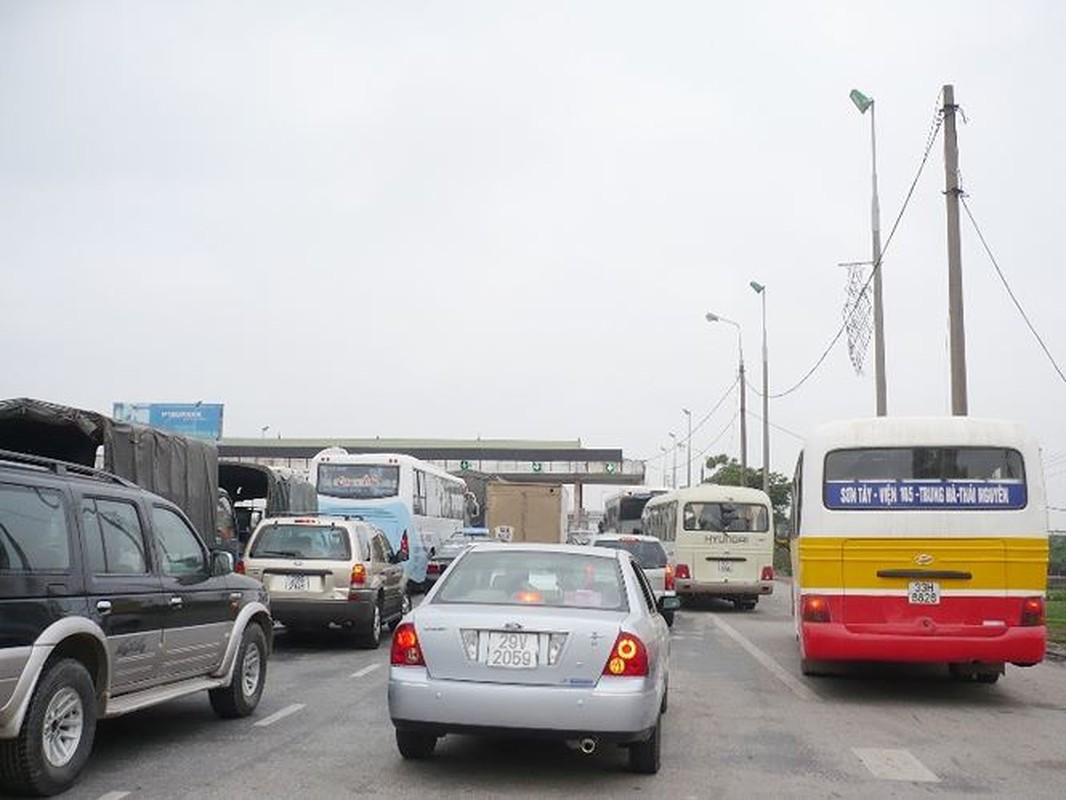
[487,631,538,669]
[908,580,940,605]
[717,560,733,573]
[284,574,310,591]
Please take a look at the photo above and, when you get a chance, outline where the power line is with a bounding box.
[770,94,945,400]
[959,195,1066,385]
[635,376,738,463]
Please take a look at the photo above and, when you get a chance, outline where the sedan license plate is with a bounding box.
[487,631,538,669]
[908,580,940,605]
[284,574,310,591]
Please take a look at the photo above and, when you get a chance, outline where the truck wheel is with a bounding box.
[0,658,97,797]
[210,624,268,718]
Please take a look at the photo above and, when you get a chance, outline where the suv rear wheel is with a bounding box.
[359,601,383,649]
[209,624,267,718]
[0,658,97,797]
[396,729,437,759]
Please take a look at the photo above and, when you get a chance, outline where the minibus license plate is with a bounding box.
[717,560,733,573]
[487,631,538,669]
[908,580,940,605]
[284,574,309,591]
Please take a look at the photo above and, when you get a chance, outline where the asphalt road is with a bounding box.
[63,586,1066,800]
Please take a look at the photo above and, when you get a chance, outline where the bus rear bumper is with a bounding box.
[676,580,774,597]
[801,623,1046,665]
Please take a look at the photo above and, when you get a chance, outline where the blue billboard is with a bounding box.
[113,402,224,441]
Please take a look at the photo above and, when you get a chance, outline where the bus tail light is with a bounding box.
[675,563,691,580]
[602,632,649,677]
[760,566,774,582]
[400,530,410,559]
[664,563,675,591]
[391,623,425,666]
[801,595,831,623]
[1020,597,1045,626]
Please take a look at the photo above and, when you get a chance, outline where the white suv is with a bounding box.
[241,516,410,647]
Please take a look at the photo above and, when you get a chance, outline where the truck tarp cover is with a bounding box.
[0,397,218,541]
[218,461,317,517]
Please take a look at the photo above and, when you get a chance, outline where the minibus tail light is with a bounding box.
[761,566,774,582]
[675,563,691,580]
[801,595,831,623]
[664,563,675,591]
[1020,597,1045,626]
[602,632,649,677]
[391,623,425,666]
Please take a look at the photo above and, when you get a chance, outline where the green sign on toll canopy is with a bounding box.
[532,461,543,473]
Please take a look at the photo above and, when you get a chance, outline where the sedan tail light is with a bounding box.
[235,559,245,575]
[1020,597,1045,626]
[427,562,442,576]
[675,563,691,580]
[664,563,675,591]
[391,623,425,666]
[601,632,649,677]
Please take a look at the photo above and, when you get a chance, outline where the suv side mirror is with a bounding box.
[211,550,235,576]
[658,594,681,612]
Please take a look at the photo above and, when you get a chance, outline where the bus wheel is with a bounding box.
[735,597,758,611]
[975,671,1000,684]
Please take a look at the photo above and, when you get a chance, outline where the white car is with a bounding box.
[590,534,676,626]
[388,543,679,773]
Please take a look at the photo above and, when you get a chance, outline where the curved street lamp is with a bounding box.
[705,312,747,487]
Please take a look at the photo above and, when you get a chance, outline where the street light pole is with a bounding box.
[705,312,747,487]
[750,282,769,493]
[681,408,692,488]
[850,88,887,416]
[659,446,668,487]
[668,432,678,489]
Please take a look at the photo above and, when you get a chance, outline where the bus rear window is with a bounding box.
[682,502,769,533]
[317,464,399,500]
[823,446,1026,510]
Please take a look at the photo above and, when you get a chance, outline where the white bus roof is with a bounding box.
[804,417,1036,452]
[644,485,772,508]
[311,450,466,484]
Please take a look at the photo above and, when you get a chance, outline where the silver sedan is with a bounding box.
[388,542,678,773]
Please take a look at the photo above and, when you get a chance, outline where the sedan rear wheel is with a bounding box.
[396,729,437,759]
[628,714,661,774]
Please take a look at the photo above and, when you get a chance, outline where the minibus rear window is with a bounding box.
[823,446,1026,510]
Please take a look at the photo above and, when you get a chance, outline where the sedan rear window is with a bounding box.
[593,539,667,569]
[435,550,627,611]
[248,524,353,560]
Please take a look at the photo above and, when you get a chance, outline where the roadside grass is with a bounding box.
[1047,589,1066,645]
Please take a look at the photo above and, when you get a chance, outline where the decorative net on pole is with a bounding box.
[843,263,872,375]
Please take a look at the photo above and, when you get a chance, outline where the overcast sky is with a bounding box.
[2,1,1065,523]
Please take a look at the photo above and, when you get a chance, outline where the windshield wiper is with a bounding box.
[255,549,302,558]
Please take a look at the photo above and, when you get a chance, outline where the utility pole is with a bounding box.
[682,408,692,488]
[943,84,968,415]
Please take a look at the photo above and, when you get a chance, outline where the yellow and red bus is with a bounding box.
[790,417,1048,683]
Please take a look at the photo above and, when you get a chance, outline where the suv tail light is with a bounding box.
[675,563,691,580]
[760,566,774,582]
[602,632,649,677]
[801,594,831,623]
[1020,597,1045,626]
[391,623,425,666]
[349,563,367,595]
[664,563,675,591]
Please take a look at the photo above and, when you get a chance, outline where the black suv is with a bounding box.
[0,450,273,796]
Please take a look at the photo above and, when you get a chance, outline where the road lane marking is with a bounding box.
[254,703,306,727]
[351,663,382,678]
[96,793,131,800]
[706,613,819,702]
[852,748,939,782]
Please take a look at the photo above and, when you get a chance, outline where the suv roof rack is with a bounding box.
[0,448,138,489]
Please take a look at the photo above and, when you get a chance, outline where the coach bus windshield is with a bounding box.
[316,464,400,500]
